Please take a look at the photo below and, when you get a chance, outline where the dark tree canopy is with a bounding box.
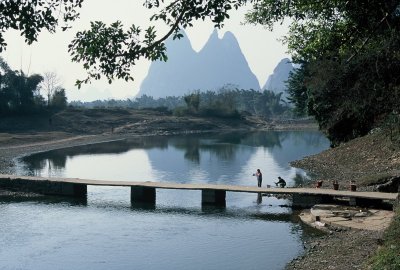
[0,57,68,115]
[0,57,43,114]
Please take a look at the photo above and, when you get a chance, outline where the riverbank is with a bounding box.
[287,128,400,270]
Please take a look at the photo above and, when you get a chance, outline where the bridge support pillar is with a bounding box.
[56,183,87,197]
[131,187,156,204]
[202,189,226,206]
[292,194,333,209]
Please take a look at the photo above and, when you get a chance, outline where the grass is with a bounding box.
[368,204,400,270]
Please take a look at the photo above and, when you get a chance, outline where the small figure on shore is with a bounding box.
[253,169,262,187]
[275,176,286,188]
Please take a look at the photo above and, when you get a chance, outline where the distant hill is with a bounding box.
[262,58,294,100]
[138,30,260,98]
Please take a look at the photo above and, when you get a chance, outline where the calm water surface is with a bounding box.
[1,131,329,270]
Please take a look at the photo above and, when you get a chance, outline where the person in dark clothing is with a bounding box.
[253,169,262,187]
[275,176,286,188]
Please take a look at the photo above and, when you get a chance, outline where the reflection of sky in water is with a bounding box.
[67,149,155,181]
[20,131,329,188]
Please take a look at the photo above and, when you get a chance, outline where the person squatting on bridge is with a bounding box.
[275,176,286,188]
[253,169,263,187]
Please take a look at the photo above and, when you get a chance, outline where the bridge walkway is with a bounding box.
[0,174,397,208]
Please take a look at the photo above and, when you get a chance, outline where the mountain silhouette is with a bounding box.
[262,58,294,100]
[138,30,260,98]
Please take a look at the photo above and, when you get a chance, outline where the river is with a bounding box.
[0,131,329,270]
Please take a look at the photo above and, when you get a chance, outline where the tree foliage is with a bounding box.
[184,92,201,113]
[41,71,62,107]
[51,88,67,109]
[247,0,400,144]
[70,88,291,119]
[0,57,67,115]
[0,0,83,52]
[0,57,43,114]
[286,67,308,117]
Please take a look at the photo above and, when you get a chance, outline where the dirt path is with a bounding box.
[0,134,94,150]
[0,132,133,175]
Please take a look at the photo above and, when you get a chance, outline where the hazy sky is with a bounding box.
[1,0,290,102]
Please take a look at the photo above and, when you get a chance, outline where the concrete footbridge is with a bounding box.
[0,174,398,208]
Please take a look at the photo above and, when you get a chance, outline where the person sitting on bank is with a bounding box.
[275,176,286,188]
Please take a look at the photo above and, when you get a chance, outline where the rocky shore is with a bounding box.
[287,229,383,270]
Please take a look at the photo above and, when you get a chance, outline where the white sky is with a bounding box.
[1,0,290,102]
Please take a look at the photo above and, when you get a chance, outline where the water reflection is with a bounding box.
[0,192,88,206]
[257,193,263,204]
[22,131,326,168]
[0,193,295,223]
[130,201,157,211]
[20,131,329,188]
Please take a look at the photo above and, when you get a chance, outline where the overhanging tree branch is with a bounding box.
[118,3,188,58]
[0,0,83,52]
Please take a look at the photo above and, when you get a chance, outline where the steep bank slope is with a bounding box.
[291,128,400,191]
